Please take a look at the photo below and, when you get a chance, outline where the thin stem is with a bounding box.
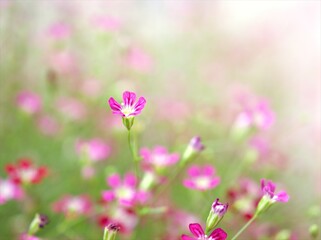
[230,214,257,240]
[128,130,139,179]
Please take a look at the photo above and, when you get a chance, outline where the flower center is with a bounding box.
[121,104,134,117]
[67,198,84,213]
[116,186,135,200]
[152,154,168,166]
[195,177,210,189]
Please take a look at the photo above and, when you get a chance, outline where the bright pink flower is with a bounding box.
[0,178,23,204]
[108,91,146,118]
[182,223,227,240]
[53,195,92,217]
[5,158,47,185]
[16,91,42,115]
[140,146,179,171]
[183,165,220,191]
[46,22,70,39]
[261,179,289,203]
[102,172,148,207]
[125,47,153,72]
[76,138,111,162]
[20,234,39,240]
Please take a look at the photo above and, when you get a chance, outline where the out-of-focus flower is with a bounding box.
[103,223,120,240]
[52,195,92,218]
[5,158,47,185]
[256,179,289,215]
[205,199,228,233]
[36,114,60,136]
[93,16,122,32]
[0,178,23,204]
[46,22,70,39]
[111,207,138,235]
[102,172,148,207]
[181,223,227,240]
[20,234,40,240]
[140,146,179,173]
[227,178,261,220]
[28,213,49,235]
[108,91,146,130]
[49,51,77,75]
[76,138,111,162]
[181,136,205,166]
[125,47,153,73]
[80,79,102,98]
[183,165,220,191]
[56,97,87,121]
[16,91,42,115]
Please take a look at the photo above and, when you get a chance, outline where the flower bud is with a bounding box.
[122,116,135,130]
[28,214,49,235]
[103,223,120,240]
[309,224,319,239]
[205,198,228,234]
[180,136,204,166]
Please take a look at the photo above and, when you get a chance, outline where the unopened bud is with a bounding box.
[28,213,49,235]
[205,198,228,234]
[103,223,120,240]
[180,136,204,166]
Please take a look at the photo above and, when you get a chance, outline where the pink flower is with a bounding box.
[0,179,23,204]
[36,115,60,136]
[46,22,70,39]
[56,97,87,121]
[183,165,220,191]
[20,234,39,240]
[5,158,47,185]
[53,195,92,217]
[16,91,42,115]
[261,179,289,203]
[125,47,153,72]
[182,223,227,240]
[108,91,146,118]
[93,16,122,32]
[76,138,111,162]
[140,146,180,171]
[102,172,148,207]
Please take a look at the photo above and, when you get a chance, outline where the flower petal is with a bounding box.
[123,91,136,106]
[181,235,195,240]
[187,165,201,177]
[276,191,289,202]
[189,223,204,237]
[209,228,228,240]
[132,96,146,115]
[108,97,122,114]
[102,190,115,202]
[124,172,137,187]
[183,179,196,189]
[209,177,221,189]
[203,165,215,176]
[107,174,121,188]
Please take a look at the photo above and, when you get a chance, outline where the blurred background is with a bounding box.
[0,1,320,239]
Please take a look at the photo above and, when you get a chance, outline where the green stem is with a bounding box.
[128,130,139,179]
[230,214,257,240]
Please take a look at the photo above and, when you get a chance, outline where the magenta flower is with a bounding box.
[140,146,179,171]
[20,234,39,240]
[0,178,23,204]
[102,172,148,207]
[76,138,111,162]
[183,165,220,191]
[182,223,227,240]
[53,195,92,218]
[16,91,42,115]
[260,179,289,203]
[206,199,229,233]
[108,91,146,118]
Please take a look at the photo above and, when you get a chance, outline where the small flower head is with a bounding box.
[108,91,146,130]
[5,158,47,185]
[206,199,228,233]
[28,213,49,235]
[16,91,42,115]
[183,165,220,191]
[102,172,149,207]
[53,195,92,218]
[140,146,179,174]
[103,223,120,240]
[46,22,70,39]
[182,223,227,240]
[181,136,205,166]
[256,179,289,215]
[76,138,111,162]
[0,178,23,204]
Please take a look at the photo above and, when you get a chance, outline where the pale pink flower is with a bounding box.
[0,179,23,205]
[80,79,102,98]
[125,47,153,72]
[20,234,39,240]
[92,16,122,32]
[111,207,138,235]
[108,91,146,118]
[102,172,149,207]
[36,115,60,136]
[76,138,111,162]
[56,97,87,121]
[183,165,220,191]
[181,223,227,240]
[16,91,42,115]
[46,22,70,39]
[140,146,180,171]
[49,51,77,75]
[53,195,92,217]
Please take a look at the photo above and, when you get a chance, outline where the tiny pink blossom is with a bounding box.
[76,138,111,162]
[46,22,70,39]
[108,91,146,118]
[16,91,42,115]
[182,223,227,240]
[125,47,153,72]
[102,172,148,207]
[183,165,220,191]
[140,146,179,170]
[261,179,289,203]
[20,234,39,240]
[0,179,23,205]
[53,195,92,217]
